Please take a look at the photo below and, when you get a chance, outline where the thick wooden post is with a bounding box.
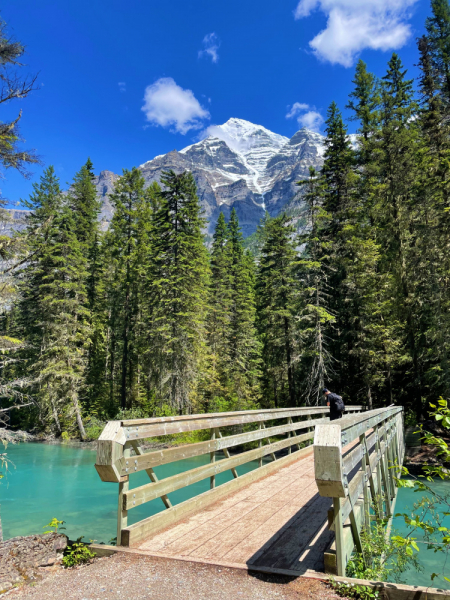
[360,434,370,531]
[258,423,263,468]
[210,428,216,489]
[334,497,346,576]
[287,417,292,454]
[117,446,131,545]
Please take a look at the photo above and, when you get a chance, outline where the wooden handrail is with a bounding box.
[313,406,405,577]
[95,404,364,547]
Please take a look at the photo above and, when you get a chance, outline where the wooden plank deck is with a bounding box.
[137,449,334,574]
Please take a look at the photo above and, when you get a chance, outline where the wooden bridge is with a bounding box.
[95,405,405,577]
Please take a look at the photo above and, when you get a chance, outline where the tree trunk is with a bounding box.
[72,391,86,440]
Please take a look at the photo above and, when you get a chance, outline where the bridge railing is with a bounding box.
[95,405,363,547]
[314,406,405,576]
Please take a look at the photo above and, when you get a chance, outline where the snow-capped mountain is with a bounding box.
[100,118,325,236]
[1,119,323,239]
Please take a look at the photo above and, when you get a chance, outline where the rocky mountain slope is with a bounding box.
[96,118,326,236]
[6,119,327,238]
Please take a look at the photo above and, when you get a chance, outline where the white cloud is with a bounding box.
[198,33,221,63]
[141,77,210,134]
[293,0,418,67]
[118,82,126,93]
[286,102,324,132]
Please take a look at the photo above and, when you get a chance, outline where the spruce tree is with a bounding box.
[256,214,297,407]
[207,212,233,402]
[19,168,90,437]
[104,167,152,410]
[67,159,104,412]
[297,167,334,405]
[346,59,380,143]
[147,170,209,412]
[67,158,101,255]
[372,54,422,413]
[426,0,450,109]
[226,208,261,404]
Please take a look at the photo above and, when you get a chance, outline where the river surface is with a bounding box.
[0,442,266,545]
[1,443,449,587]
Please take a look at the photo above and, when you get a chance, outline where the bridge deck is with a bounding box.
[137,449,334,574]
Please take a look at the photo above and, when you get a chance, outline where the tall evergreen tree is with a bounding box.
[256,214,298,407]
[18,168,90,437]
[297,167,334,405]
[67,158,101,254]
[147,170,209,412]
[104,167,152,410]
[226,208,261,404]
[67,159,104,411]
[206,212,232,402]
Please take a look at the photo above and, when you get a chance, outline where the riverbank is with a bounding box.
[6,553,345,600]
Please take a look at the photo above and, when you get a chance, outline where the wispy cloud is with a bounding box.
[293,0,418,67]
[141,77,210,134]
[198,32,221,63]
[286,102,324,132]
[118,82,126,93]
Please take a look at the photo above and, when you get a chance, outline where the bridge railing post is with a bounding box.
[314,406,405,577]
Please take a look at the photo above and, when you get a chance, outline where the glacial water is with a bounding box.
[390,479,450,588]
[0,442,265,545]
[2,443,449,588]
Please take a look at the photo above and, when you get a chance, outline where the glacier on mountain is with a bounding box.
[89,119,329,237]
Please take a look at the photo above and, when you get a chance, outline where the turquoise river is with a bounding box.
[1,442,449,587]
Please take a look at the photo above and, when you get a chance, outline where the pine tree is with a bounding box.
[226,208,261,404]
[19,168,90,437]
[426,0,450,109]
[297,167,334,405]
[346,59,380,144]
[67,159,104,412]
[256,214,298,407]
[67,158,101,255]
[147,170,209,413]
[372,54,422,413]
[104,167,152,410]
[206,212,233,402]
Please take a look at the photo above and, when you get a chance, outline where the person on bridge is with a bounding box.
[323,388,345,420]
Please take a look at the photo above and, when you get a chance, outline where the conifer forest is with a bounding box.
[3,1,450,439]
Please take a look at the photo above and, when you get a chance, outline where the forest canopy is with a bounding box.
[2,1,450,438]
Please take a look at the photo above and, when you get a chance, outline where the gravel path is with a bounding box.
[8,553,345,600]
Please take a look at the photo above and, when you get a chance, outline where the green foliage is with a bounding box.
[62,538,96,568]
[256,213,298,408]
[329,578,380,600]
[146,170,210,412]
[346,517,421,582]
[43,518,66,533]
[394,399,450,583]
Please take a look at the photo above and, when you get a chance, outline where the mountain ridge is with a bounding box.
[98,118,326,236]
[6,119,328,237]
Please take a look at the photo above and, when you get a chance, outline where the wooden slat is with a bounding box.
[124,430,314,510]
[121,445,315,547]
[123,405,361,427]
[118,417,330,476]
[341,407,402,445]
[130,441,172,510]
[122,408,331,440]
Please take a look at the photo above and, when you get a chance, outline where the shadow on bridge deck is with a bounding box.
[136,449,334,575]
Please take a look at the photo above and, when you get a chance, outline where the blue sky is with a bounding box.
[2,0,432,205]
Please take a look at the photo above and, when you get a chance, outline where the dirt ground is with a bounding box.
[7,553,347,600]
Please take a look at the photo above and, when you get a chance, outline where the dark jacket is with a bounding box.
[327,392,344,419]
